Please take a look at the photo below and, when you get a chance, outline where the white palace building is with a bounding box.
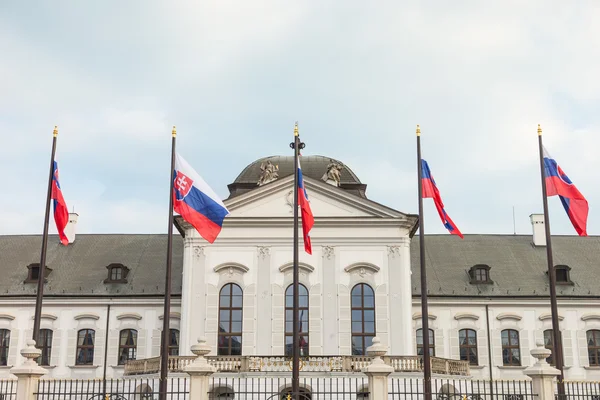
[1,154,600,383]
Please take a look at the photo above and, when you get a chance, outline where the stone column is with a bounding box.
[362,337,394,400]
[184,338,216,400]
[256,246,272,355]
[321,246,338,354]
[181,239,206,356]
[523,341,561,400]
[10,340,48,400]
[388,239,413,355]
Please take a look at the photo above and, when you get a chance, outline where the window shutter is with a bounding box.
[577,330,589,367]
[50,330,61,366]
[137,329,147,360]
[338,285,351,355]
[7,329,19,367]
[477,329,488,367]
[520,330,530,367]
[309,283,322,355]
[491,330,503,367]
[375,284,388,348]
[434,329,445,358]
[151,329,161,357]
[67,329,77,365]
[563,330,573,367]
[449,329,459,360]
[271,284,284,355]
[94,329,106,367]
[242,284,256,355]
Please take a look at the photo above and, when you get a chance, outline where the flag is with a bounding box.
[51,161,69,245]
[173,153,229,243]
[297,158,314,254]
[542,146,588,236]
[421,159,463,238]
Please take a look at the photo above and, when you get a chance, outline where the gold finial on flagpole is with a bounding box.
[53,126,58,137]
[172,126,177,137]
[538,124,542,136]
[416,124,421,137]
[294,121,299,137]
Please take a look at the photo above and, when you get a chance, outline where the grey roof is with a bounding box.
[411,234,600,298]
[0,235,183,297]
[227,155,367,199]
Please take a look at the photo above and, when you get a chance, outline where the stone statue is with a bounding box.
[257,160,279,186]
[322,160,344,187]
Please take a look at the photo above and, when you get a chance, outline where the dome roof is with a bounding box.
[227,155,367,199]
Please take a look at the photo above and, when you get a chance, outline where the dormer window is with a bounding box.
[549,265,573,285]
[104,264,130,284]
[24,264,52,284]
[468,264,492,284]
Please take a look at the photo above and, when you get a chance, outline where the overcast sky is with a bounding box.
[1,1,599,237]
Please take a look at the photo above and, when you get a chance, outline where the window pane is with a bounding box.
[352,336,363,355]
[352,322,363,333]
[364,321,375,334]
[231,310,242,322]
[363,295,375,308]
[231,321,242,333]
[299,296,308,308]
[459,330,466,341]
[231,295,242,308]
[364,310,375,323]
[501,330,509,346]
[469,348,478,365]
[231,337,242,355]
[286,295,293,308]
[231,284,242,296]
[352,285,362,297]
[460,347,467,361]
[219,311,230,326]
[416,329,423,345]
[510,330,519,343]
[220,295,230,308]
[351,295,362,307]
[352,310,363,323]
[285,310,293,324]
[221,284,231,296]
[362,285,374,297]
[286,321,293,333]
[364,336,374,349]
[300,311,308,324]
[511,348,521,365]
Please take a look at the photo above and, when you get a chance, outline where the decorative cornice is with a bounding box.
[213,263,249,275]
[116,313,142,321]
[322,246,334,260]
[581,314,600,322]
[496,313,522,321]
[539,313,564,322]
[0,314,15,321]
[279,262,315,274]
[257,246,271,259]
[159,312,181,320]
[344,263,380,276]
[454,313,480,321]
[30,313,58,321]
[74,314,100,321]
[412,313,437,321]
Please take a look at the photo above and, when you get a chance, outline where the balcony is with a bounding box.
[124,355,470,377]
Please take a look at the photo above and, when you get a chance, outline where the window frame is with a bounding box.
[0,329,9,366]
[501,329,521,366]
[75,329,95,366]
[104,263,130,284]
[553,265,573,285]
[37,329,53,366]
[217,283,243,356]
[459,328,478,366]
[285,283,309,357]
[416,328,436,357]
[587,330,600,367]
[118,329,137,365]
[351,283,376,356]
[24,264,52,284]
[169,329,180,356]
[468,264,493,284]
[543,329,555,366]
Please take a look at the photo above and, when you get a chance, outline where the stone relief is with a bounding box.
[285,190,294,212]
[387,245,401,257]
[193,246,205,259]
[322,246,334,260]
[257,160,279,186]
[258,246,271,259]
[321,160,344,187]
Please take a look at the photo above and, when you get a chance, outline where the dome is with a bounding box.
[227,155,367,199]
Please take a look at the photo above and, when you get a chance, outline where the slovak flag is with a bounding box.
[297,158,314,254]
[543,146,588,236]
[421,159,464,238]
[173,153,229,243]
[51,161,69,245]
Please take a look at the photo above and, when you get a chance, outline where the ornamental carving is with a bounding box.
[258,246,271,259]
[322,246,334,260]
[387,246,401,257]
[193,246,205,259]
[285,190,294,212]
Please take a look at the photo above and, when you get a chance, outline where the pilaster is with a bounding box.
[180,237,206,355]
[321,246,338,354]
[387,238,413,355]
[256,246,272,354]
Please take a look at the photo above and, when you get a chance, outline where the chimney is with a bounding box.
[64,213,79,244]
[530,213,546,246]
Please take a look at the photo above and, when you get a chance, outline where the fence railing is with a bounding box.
[388,377,538,399]
[207,376,369,400]
[0,379,17,400]
[556,380,600,399]
[34,377,188,400]
[124,355,470,376]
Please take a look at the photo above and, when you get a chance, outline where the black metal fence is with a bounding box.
[0,379,17,400]
[389,378,537,399]
[555,380,600,399]
[35,377,188,400]
[208,376,369,400]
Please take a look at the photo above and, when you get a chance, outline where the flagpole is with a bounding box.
[32,126,59,345]
[416,125,433,400]
[159,126,177,400]
[536,124,565,397]
[290,122,304,400]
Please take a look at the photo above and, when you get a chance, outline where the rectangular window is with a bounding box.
[76,329,95,365]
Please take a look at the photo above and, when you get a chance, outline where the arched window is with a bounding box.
[351,283,375,355]
[416,328,435,357]
[543,329,555,365]
[459,329,478,365]
[76,329,95,365]
[587,330,600,366]
[169,329,180,356]
[0,329,9,366]
[218,283,243,356]
[501,329,521,366]
[285,284,309,356]
[37,329,53,366]
[118,329,137,365]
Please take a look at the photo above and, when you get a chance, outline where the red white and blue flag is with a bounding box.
[51,161,69,245]
[421,159,463,238]
[297,158,314,254]
[543,146,588,236]
[173,153,229,243]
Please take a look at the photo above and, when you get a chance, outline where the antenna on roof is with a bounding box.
[512,206,516,235]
